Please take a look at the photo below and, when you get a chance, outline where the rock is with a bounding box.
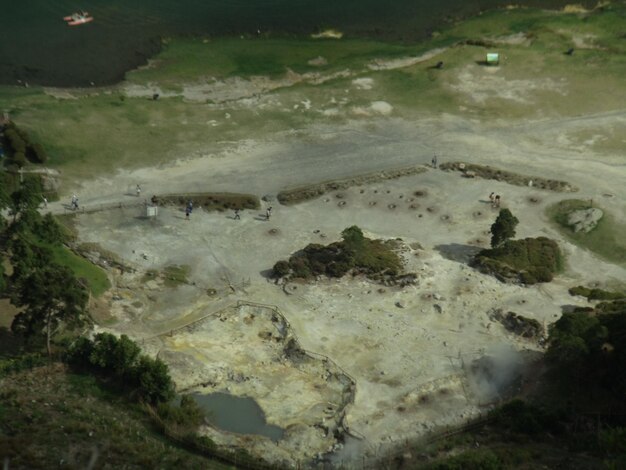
[145,280,160,291]
[433,304,443,314]
[395,301,405,308]
[490,309,543,338]
[567,208,603,233]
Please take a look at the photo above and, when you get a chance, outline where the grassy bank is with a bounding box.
[547,199,626,266]
[0,363,232,469]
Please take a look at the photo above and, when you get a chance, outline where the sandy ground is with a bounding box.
[39,47,626,465]
[72,161,625,464]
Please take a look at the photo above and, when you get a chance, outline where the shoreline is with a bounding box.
[0,1,602,89]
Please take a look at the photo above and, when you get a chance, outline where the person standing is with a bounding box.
[432,155,438,168]
[234,209,241,220]
[136,184,141,197]
[42,196,48,208]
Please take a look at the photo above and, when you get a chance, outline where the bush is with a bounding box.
[4,129,26,154]
[11,152,27,168]
[132,355,175,404]
[28,143,48,164]
[36,213,66,244]
[66,333,175,404]
[289,257,312,279]
[569,286,625,301]
[473,237,562,285]
[271,226,402,282]
[271,260,290,278]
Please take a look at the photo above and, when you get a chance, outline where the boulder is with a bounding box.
[567,208,603,233]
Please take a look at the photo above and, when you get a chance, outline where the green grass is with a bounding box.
[547,199,626,266]
[0,364,234,469]
[162,265,190,288]
[43,243,110,297]
[127,37,420,85]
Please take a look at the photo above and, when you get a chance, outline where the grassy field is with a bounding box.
[0,4,624,186]
[0,363,233,469]
[547,198,626,266]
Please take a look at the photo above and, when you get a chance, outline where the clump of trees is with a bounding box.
[271,226,402,281]
[472,209,562,284]
[546,305,626,400]
[2,121,48,166]
[66,333,175,404]
[1,178,87,356]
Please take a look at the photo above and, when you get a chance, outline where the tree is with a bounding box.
[11,264,88,356]
[341,225,365,248]
[8,177,42,224]
[490,209,519,248]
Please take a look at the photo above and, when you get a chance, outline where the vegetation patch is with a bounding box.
[440,161,577,192]
[547,199,626,266]
[65,332,175,404]
[272,226,410,285]
[472,237,562,285]
[1,120,48,167]
[569,285,626,301]
[155,192,259,211]
[277,165,427,205]
[0,364,228,469]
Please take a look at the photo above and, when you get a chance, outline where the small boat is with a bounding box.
[63,11,93,26]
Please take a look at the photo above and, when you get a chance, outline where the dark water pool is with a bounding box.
[191,391,284,442]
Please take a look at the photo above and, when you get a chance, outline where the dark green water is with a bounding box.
[1,0,596,87]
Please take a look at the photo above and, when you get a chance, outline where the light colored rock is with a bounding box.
[567,208,603,233]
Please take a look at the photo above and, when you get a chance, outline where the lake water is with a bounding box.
[191,391,285,442]
[1,0,594,86]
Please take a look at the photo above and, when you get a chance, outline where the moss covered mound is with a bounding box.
[472,237,562,285]
[272,226,404,282]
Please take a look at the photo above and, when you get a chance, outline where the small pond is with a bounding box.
[190,392,285,442]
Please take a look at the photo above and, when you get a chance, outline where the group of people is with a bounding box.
[489,192,501,208]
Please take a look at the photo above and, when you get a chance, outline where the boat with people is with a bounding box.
[63,11,94,26]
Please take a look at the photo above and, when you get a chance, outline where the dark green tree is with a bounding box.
[490,209,519,248]
[8,178,42,224]
[341,225,365,248]
[11,264,88,356]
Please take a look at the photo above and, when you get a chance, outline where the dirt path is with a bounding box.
[47,109,626,219]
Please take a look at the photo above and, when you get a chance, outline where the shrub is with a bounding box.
[66,333,175,404]
[11,152,27,168]
[289,257,312,279]
[271,260,290,278]
[272,227,403,283]
[569,286,625,301]
[473,237,561,285]
[28,143,48,164]
[4,129,26,154]
[132,355,175,404]
[36,213,66,244]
